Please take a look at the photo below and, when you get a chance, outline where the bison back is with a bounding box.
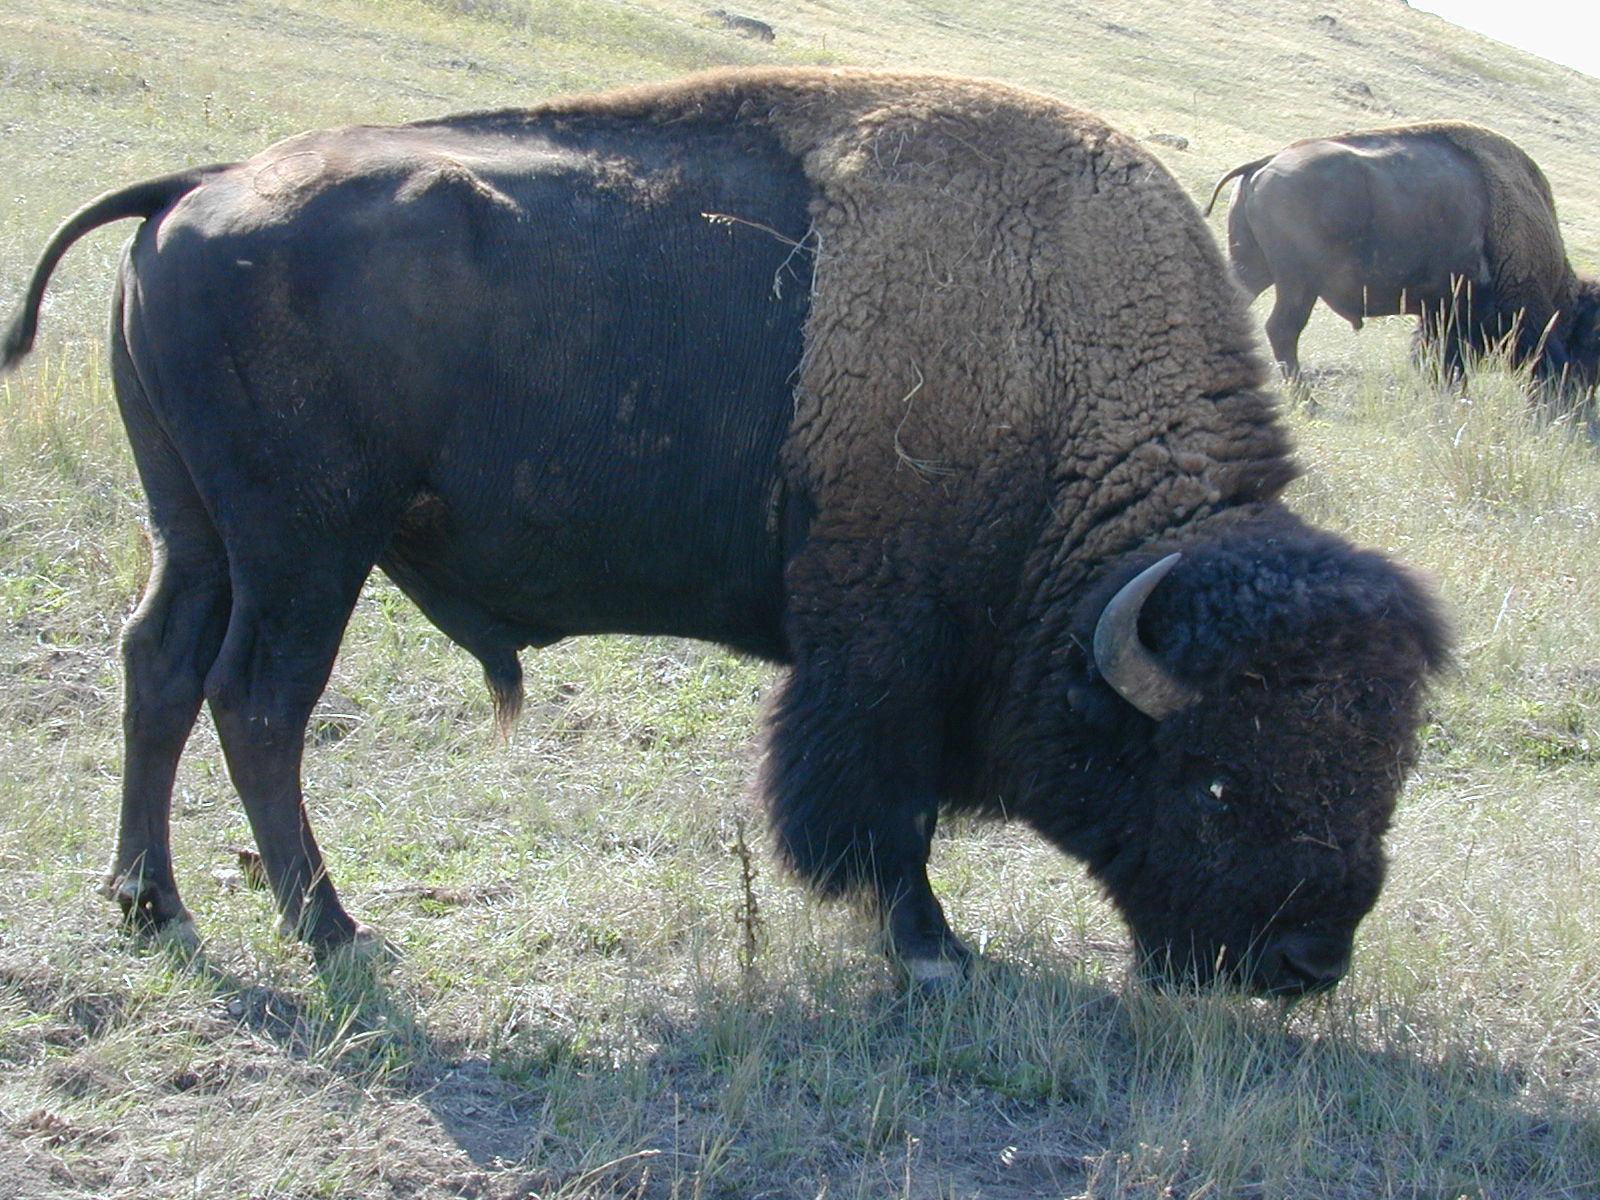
[115,116,817,662]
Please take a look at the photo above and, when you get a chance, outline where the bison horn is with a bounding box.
[1092,552,1199,721]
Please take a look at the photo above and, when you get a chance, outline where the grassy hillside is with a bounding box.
[3,1,1600,1198]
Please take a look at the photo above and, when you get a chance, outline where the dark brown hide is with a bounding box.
[2,68,1446,995]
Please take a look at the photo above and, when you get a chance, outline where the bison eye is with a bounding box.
[1208,780,1227,800]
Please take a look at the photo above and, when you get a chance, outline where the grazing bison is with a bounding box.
[2,68,1446,995]
[1205,121,1600,386]
[707,8,775,40]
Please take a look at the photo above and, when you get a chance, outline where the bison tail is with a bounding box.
[0,308,35,373]
[2,165,231,373]
[1201,155,1273,217]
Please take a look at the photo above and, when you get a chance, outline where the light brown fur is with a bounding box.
[536,68,1290,612]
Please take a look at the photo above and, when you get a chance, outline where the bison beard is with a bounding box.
[1,67,1447,996]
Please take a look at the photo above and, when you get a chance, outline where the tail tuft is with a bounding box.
[0,310,37,372]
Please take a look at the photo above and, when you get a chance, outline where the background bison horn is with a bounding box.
[1092,552,1199,720]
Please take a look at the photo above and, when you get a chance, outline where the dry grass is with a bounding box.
[3,0,1600,1197]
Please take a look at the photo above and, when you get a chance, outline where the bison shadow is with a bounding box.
[158,942,1600,1196]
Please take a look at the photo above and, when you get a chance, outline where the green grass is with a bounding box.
[4,0,1600,1197]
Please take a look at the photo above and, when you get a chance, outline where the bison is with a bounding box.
[707,8,775,40]
[2,67,1446,995]
[1204,121,1600,387]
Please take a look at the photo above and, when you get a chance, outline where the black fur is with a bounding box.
[1021,513,1447,988]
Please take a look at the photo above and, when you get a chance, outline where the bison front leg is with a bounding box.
[761,657,970,987]
[1415,293,1474,386]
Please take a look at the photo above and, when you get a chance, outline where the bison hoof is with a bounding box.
[897,939,977,993]
[149,918,204,960]
[905,956,969,991]
[312,923,395,969]
[103,871,193,936]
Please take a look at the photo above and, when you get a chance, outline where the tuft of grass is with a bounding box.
[1420,367,1595,515]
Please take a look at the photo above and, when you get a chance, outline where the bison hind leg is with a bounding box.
[1263,281,1318,379]
[107,544,231,945]
[104,326,233,946]
[203,546,390,950]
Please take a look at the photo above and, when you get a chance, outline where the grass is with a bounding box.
[3,0,1600,1197]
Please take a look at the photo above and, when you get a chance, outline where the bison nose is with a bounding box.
[1260,931,1350,995]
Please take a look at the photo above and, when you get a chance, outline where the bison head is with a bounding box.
[1560,276,1600,395]
[1046,523,1447,996]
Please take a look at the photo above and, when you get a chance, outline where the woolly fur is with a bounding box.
[542,67,1294,617]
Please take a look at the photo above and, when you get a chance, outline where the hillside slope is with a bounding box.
[6,0,1600,296]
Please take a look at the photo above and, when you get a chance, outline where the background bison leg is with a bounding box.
[761,643,969,985]
[203,562,375,951]
[1415,289,1476,385]
[1263,281,1318,378]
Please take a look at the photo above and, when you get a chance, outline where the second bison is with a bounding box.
[2,68,1446,994]
[1206,121,1600,387]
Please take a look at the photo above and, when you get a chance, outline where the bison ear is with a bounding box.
[1091,553,1200,721]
